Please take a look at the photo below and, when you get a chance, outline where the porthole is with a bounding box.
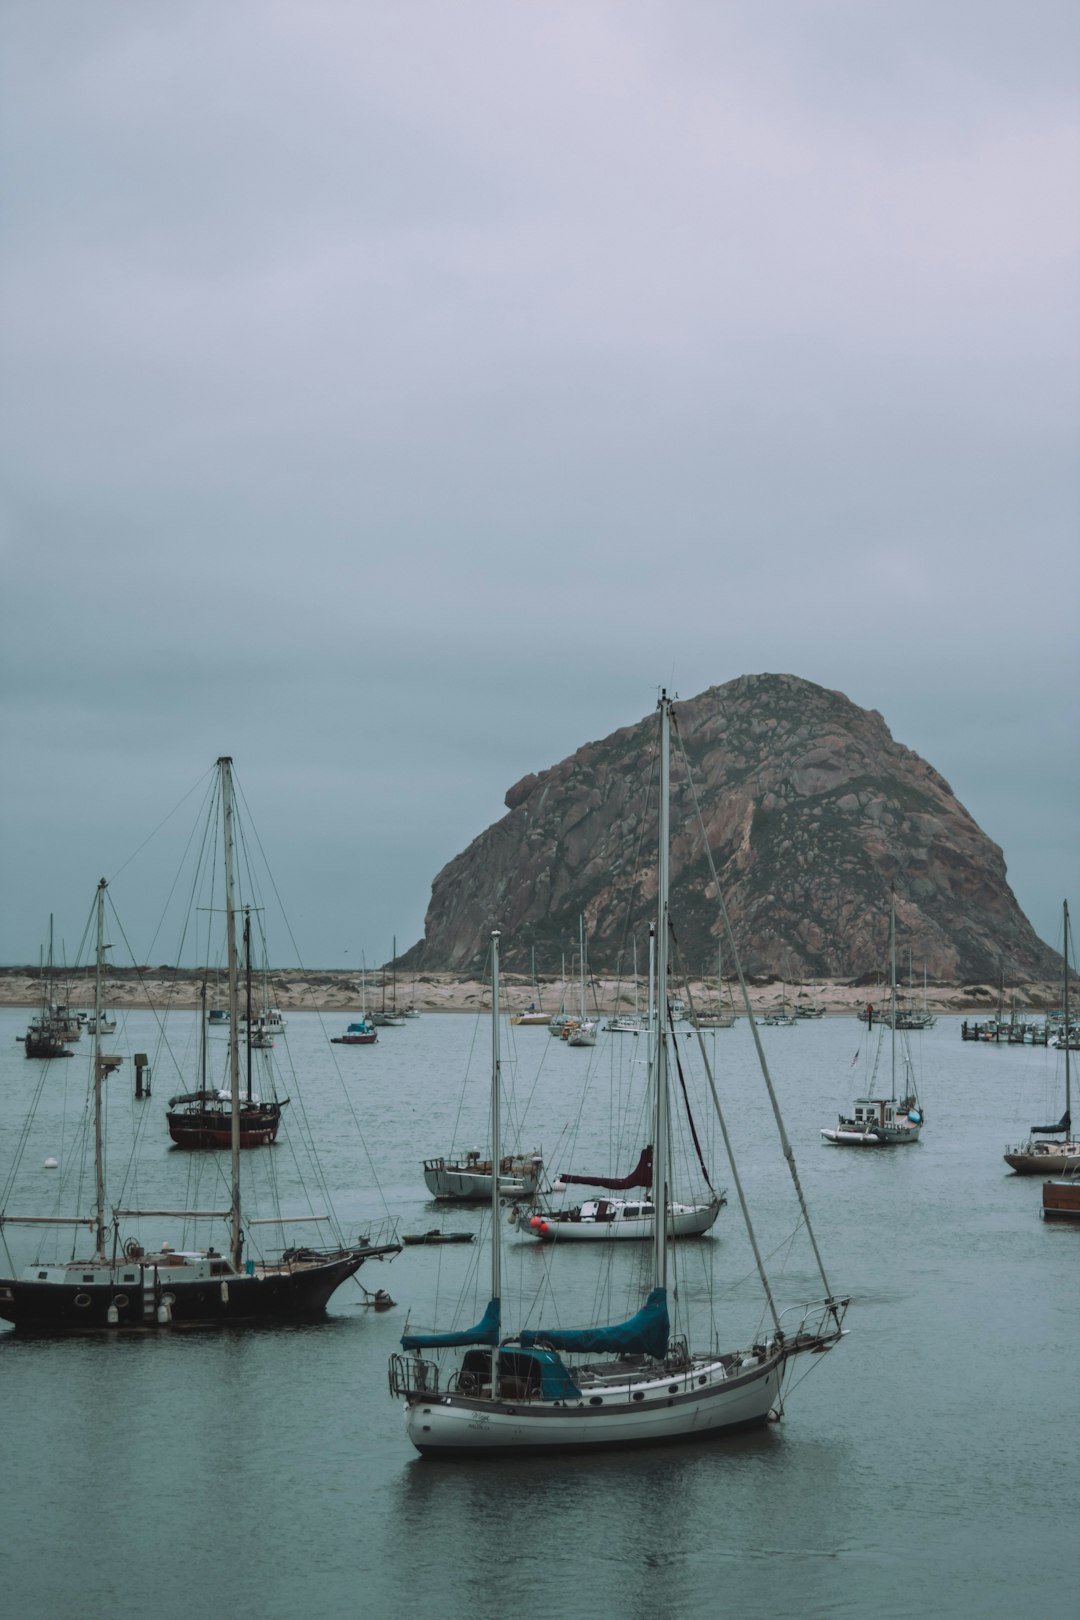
[74,1293,92,1308]
[668,1383,679,1393]
[589,1396,604,1406]
[113,1294,129,1308]
[632,1391,645,1402]
[698,1375,707,1385]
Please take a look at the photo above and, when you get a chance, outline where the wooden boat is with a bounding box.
[166,909,288,1150]
[1041,1174,1080,1221]
[0,845,399,1334]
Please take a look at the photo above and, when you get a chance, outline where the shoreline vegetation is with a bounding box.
[0,966,1067,1018]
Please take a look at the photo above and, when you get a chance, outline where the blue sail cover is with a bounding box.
[401,1296,500,1351]
[519,1286,670,1359]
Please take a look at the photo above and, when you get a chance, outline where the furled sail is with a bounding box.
[401,1296,500,1351]
[519,1286,669,1359]
[1032,1111,1071,1135]
[557,1144,653,1191]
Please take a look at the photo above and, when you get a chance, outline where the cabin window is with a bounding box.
[82,1274,95,1282]
[38,1271,47,1280]
[210,1261,229,1276]
[123,1273,135,1282]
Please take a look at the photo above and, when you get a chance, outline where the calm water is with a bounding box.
[1,1004,1075,1620]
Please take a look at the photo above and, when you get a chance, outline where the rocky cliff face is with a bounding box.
[407,674,1059,982]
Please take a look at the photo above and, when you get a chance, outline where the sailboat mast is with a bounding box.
[1064,900,1071,1122]
[889,891,897,1102]
[92,879,108,1260]
[244,909,254,1103]
[490,929,502,1392]
[653,693,672,1293]
[579,915,586,1021]
[219,757,243,1270]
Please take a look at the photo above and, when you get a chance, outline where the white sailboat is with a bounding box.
[1004,899,1077,1174]
[564,916,599,1046]
[510,947,549,1025]
[821,892,924,1146]
[605,931,651,1033]
[390,691,847,1455]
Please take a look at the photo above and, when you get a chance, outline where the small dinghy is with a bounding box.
[401,1230,475,1246]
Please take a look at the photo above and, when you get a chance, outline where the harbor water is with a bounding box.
[1,1005,1075,1620]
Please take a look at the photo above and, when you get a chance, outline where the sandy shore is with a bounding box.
[0,970,1063,1017]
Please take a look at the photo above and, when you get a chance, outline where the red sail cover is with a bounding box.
[558,1144,653,1190]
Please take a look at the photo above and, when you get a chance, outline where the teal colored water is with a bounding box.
[1,1007,1075,1620]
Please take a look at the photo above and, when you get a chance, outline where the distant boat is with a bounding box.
[1004,900,1077,1176]
[564,917,598,1046]
[511,948,549,1024]
[822,894,924,1147]
[332,1018,378,1047]
[23,918,80,1057]
[166,902,289,1150]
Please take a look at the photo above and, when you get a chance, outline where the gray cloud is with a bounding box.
[2,1,1077,968]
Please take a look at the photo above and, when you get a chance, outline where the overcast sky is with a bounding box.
[1,1,1077,974]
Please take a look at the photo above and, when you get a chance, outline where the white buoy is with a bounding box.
[44,1157,59,1169]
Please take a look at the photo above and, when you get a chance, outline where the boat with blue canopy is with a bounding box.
[389,691,848,1455]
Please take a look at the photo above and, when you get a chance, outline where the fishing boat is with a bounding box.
[166,908,289,1150]
[389,692,847,1455]
[0,854,399,1334]
[821,894,924,1147]
[1004,900,1078,1175]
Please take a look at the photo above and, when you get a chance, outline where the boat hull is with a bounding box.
[1004,1146,1080,1174]
[423,1158,542,1201]
[1041,1179,1080,1219]
[527,1199,724,1242]
[166,1107,285,1149]
[821,1125,922,1146]
[0,1246,398,1334]
[402,1352,783,1455]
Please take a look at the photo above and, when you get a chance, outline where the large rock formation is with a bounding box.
[406,674,1059,983]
